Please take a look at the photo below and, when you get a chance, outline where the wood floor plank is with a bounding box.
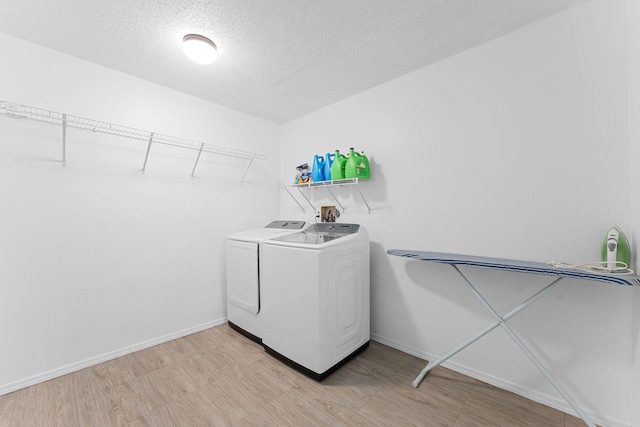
[89,353,139,390]
[342,347,399,382]
[128,363,198,413]
[235,391,338,427]
[127,416,154,427]
[126,344,177,375]
[189,328,265,379]
[357,392,444,426]
[70,369,110,427]
[281,367,373,419]
[250,350,316,390]
[280,384,357,425]
[197,379,250,425]
[398,367,480,409]
[8,388,27,427]
[454,380,565,427]
[190,344,248,382]
[205,325,266,365]
[360,341,428,377]
[90,379,151,423]
[160,337,195,361]
[199,374,262,418]
[324,358,389,396]
[0,391,16,427]
[13,374,79,427]
[147,387,232,427]
[243,357,295,395]
[177,355,220,389]
[169,332,211,356]
[343,412,379,426]
[222,363,285,411]
[376,370,466,426]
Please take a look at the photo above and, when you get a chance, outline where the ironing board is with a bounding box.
[387,249,640,427]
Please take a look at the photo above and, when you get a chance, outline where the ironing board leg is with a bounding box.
[451,266,595,427]
[411,276,562,388]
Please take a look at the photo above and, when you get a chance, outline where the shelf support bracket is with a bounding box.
[297,187,316,212]
[325,187,345,212]
[354,185,372,213]
[141,132,154,173]
[61,114,67,165]
[283,186,306,213]
[240,157,254,184]
[191,143,205,179]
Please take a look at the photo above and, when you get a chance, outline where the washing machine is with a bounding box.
[226,220,307,343]
[261,223,370,380]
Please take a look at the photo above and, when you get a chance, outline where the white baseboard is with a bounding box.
[0,317,227,396]
[370,333,625,427]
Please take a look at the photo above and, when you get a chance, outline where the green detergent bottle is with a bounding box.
[345,148,371,179]
[331,150,348,180]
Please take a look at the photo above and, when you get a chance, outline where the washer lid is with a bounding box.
[269,223,360,245]
[265,220,307,229]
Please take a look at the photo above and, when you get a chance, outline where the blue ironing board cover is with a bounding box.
[387,249,640,287]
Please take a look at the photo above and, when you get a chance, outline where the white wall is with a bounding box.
[280,1,633,425]
[0,32,281,393]
[627,0,640,424]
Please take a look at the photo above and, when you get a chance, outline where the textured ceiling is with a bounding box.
[0,0,589,123]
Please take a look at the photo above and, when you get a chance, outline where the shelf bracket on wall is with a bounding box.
[141,132,154,173]
[297,187,316,211]
[353,185,372,213]
[191,143,205,179]
[283,186,307,213]
[240,157,254,184]
[61,114,67,166]
[325,187,345,212]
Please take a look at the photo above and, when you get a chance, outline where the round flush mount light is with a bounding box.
[182,34,218,64]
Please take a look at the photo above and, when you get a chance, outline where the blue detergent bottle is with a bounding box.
[323,152,335,181]
[311,155,326,182]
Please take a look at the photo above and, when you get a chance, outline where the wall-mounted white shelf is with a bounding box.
[283,178,371,213]
[0,100,266,182]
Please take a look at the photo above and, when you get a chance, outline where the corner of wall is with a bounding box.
[626,0,640,425]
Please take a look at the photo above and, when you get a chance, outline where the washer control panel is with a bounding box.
[308,223,360,234]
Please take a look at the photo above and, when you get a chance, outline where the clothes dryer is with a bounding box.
[226,220,306,342]
[261,223,370,380]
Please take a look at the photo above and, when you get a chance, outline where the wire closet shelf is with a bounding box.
[0,100,266,181]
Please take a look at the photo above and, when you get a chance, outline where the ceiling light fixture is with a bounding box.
[182,34,218,64]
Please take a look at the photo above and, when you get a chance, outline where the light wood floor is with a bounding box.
[0,323,588,426]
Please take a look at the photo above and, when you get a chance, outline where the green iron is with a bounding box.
[601,225,631,270]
